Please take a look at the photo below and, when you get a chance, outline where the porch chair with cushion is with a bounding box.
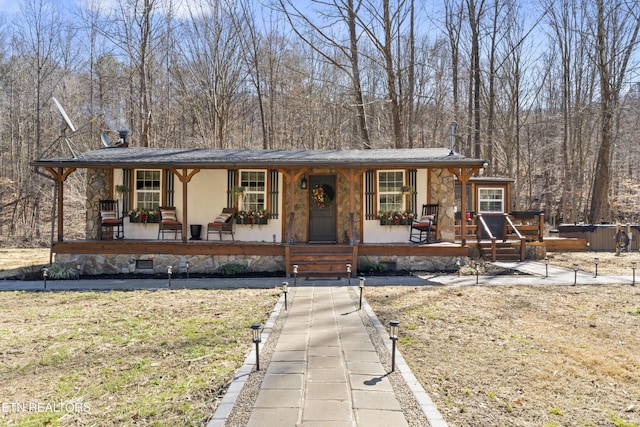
[207,208,236,241]
[99,199,124,240]
[409,203,439,243]
[158,207,182,239]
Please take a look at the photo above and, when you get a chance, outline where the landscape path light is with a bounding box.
[186,261,190,279]
[475,261,480,284]
[573,263,579,286]
[389,320,400,372]
[282,281,289,310]
[544,257,549,278]
[76,264,81,280]
[251,323,262,371]
[456,258,461,277]
[43,267,48,289]
[346,264,352,285]
[167,265,172,287]
[293,264,298,286]
[358,276,366,309]
[593,257,599,278]
[632,262,637,286]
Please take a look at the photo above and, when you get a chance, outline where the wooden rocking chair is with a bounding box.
[409,204,439,243]
[99,199,124,240]
[158,207,182,239]
[207,208,236,241]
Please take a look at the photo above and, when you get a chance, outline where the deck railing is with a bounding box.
[476,213,497,261]
[503,214,526,261]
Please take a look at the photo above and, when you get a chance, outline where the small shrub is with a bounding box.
[219,263,246,277]
[46,264,79,280]
[360,262,388,274]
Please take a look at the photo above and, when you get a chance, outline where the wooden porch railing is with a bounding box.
[504,211,545,242]
[503,213,526,261]
[476,213,497,261]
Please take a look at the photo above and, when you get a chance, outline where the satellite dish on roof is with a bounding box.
[101,132,123,148]
[40,97,100,159]
[101,133,111,147]
[52,97,76,133]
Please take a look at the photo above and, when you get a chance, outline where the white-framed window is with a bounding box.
[378,170,405,213]
[135,169,161,210]
[240,169,266,212]
[478,188,504,213]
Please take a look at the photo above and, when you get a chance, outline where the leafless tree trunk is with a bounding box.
[279,0,371,148]
[589,0,640,223]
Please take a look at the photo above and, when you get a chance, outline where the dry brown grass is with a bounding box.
[367,284,640,427]
[0,288,279,426]
[2,248,640,426]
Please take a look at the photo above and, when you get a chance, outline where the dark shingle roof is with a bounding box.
[32,147,487,169]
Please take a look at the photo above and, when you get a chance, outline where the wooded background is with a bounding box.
[0,0,639,244]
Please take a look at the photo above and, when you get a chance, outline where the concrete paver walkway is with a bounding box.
[246,286,409,427]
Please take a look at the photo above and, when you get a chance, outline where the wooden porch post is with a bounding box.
[449,166,481,246]
[170,168,200,243]
[41,167,76,242]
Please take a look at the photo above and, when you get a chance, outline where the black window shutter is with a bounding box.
[365,170,375,219]
[269,169,279,219]
[164,169,174,207]
[122,169,132,213]
[408,169,417,214]
[227,169,237,208]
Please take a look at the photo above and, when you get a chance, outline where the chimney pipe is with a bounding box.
[117,129,130,147]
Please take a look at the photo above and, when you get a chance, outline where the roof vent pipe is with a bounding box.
[117,130,130,147]
[448,121,457,156]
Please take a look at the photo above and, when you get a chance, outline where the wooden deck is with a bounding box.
[53,240,471,256]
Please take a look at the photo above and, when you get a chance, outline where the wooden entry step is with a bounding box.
[286,244,357,279]
[479,241,522,261]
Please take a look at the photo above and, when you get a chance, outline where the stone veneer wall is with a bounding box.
[430,168,455,242]
[289,168,361,244]
[358,255,463,272]
[56,253,286,276]
[86,168,112,239]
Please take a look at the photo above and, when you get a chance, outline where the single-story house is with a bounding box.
[32,144,543,276]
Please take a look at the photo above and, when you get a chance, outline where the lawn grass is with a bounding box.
[0,288,279,426]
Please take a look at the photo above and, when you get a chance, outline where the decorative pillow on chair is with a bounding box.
[418,215,434,224]
[213,213,232,223]
[101,211,117,221]
[161,209,177,221]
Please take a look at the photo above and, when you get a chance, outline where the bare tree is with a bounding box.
[279,0,371,148]
[589,0,640,223]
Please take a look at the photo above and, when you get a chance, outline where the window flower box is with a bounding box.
[128,209,159,224]
[236,210,269,225]
[378,211,414,226]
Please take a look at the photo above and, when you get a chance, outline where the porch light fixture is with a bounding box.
[482,162,489,169]
[632,262,637,286]
[167,265,172,287]
[251,323,262,371]
[293,264,298,286]
[359,276,365,309]
[544,257,549,278]
[43,267,48,289]
[282,281,289,310]
[346,264,351,285]
[573,263,579,286]
[389,320,400,372]
[593,257,599,278]
[300,176,307,189]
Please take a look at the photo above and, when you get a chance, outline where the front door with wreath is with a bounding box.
[308,175,337,242]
